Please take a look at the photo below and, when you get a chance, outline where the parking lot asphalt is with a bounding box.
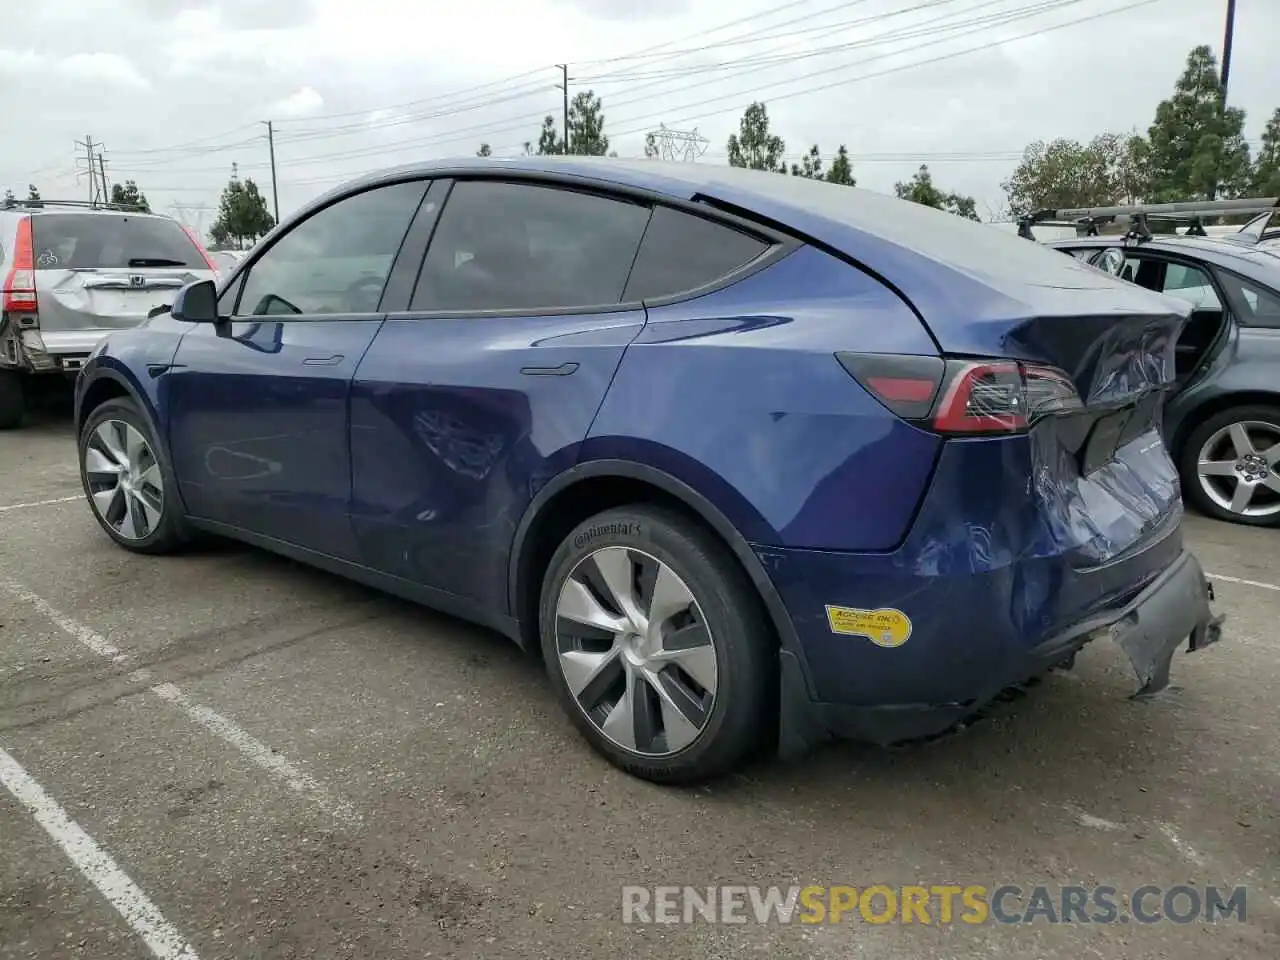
[1,409,1277,960]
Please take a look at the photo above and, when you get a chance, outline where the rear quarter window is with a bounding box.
[622,206,771,301]
[31,214,206,270]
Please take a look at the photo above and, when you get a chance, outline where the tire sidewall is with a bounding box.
[79,397,186,551]
[1180,404,1280,527]
[538,506,771,782]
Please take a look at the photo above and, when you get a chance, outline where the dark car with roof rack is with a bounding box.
[0,197,219,428]
[1021,197,1280,528]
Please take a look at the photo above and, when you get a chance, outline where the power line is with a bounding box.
[578,0,1161,146]
[132,0,1061,178]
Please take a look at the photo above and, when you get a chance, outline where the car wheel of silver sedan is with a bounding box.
[1181,404,1280,527]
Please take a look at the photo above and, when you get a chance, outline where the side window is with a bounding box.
[411,180,651,313]
[1217,270,1280,327]
[1160,262,1222,310]
[235,180,427,317]
[622,206,770,302]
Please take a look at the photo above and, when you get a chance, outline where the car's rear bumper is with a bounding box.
[772,548,1223,751]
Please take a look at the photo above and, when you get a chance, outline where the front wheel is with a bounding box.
[539,506,775,785]
[1180,404,1280,527]
[79,397,188,553]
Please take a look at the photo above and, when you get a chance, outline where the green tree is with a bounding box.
[894,164,979,220]
[1144,45,1251,200]
[826,145,856,186]
[476,143,492,157]
[1253,108,1280,196]
[2,189,13,206]
[110,180,150,213]
[209,176,275,250]
[26,184,42,208]
[534,116,563,156]
[727,102,786,173]
[1002,134,1146,215]
[790,145,824,179]
[567,90,609,156]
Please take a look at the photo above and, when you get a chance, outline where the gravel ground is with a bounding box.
[1,409,1277,960]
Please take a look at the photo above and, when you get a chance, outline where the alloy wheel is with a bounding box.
[84,419,165,541]
[1196,419,1280,518]
[554,546,718,757]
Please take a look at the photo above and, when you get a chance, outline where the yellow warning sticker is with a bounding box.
[824,605,912,648]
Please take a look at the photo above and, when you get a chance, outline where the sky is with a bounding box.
[1,0,1275,235]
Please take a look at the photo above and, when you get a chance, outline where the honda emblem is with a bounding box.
[129,275,146,288]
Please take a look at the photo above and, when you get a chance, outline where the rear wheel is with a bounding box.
[78,398,188,553]
[0,370,24,430]
[1180,404,1280,527]
[539,506,775,785]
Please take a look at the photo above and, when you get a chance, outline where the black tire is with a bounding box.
[1179,403,1280,527]
[78,397,189,553]
[539,505,775,785]
[0,370,24,430]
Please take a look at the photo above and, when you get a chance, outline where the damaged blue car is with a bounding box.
[71,158,1224,784]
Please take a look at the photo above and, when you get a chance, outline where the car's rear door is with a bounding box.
[30,212,214,355]
[166,179,430,559]
[348,177,658,610]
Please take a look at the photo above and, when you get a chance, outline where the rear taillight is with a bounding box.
[181,224,218,272]
[836,352,1082,435]
[2,216,37,313]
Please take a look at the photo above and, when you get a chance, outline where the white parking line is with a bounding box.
[0,747,200,960]
[1207,571,1280,593]
[0,494,82,513]
[0,579,357,824]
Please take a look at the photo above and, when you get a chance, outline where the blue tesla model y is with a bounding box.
[70,158,1224,783]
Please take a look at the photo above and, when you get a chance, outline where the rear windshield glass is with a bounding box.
[31,214,205,270]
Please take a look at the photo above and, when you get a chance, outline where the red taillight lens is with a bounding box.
[2,215,36,313]
[181,224,218,272]
[932,360,1028,433]
[836,352,1081,435]
[835,353,945,420]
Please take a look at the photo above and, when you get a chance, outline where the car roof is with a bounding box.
[290,156,1180,332]
[1045,233,1280,283]
[0,204,174,221]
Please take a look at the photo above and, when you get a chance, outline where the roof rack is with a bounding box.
[1017,196,1280,242]
[0,198,150,213]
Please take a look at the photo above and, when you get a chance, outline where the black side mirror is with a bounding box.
[170,279,218,323]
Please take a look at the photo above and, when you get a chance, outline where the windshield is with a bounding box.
[31,214,206,270]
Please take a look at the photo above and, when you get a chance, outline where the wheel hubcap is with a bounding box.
[554,546,717,757]
[1196,420,1280,517]
[84,420,164,540]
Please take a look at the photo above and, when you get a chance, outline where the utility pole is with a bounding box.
[97,153,110,205]
[555,64,570,154]
[263,120,280,222]
[1220,0,1237,104]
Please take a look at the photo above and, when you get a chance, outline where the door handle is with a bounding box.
[520,362,579,376]
[303,354,344,365]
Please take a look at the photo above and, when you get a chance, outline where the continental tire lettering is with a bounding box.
[574,522,642,550]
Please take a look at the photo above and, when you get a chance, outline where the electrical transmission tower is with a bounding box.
[73,136,108,204]
[646,125,709,162]
[169,201,213,237]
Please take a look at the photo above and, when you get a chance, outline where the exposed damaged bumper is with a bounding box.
[778,549,1224,754]
[1108,549,1223,698]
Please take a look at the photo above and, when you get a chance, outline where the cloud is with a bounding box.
[0,48,148,89]
[272,86,325,117]
[60,52,150,89]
